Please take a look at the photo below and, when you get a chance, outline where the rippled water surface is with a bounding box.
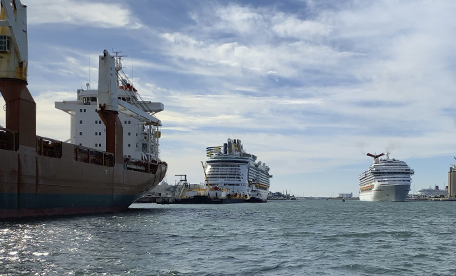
[1,200,456,275]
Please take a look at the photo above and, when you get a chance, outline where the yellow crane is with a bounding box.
[201,161,211,195]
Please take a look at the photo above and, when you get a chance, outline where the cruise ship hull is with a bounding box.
[0,143,167,219]
[359,184,410,202]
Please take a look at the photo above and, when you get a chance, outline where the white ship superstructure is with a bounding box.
[204,139,272,202]
[417,186,448,197]
[359,153,414,202]
[55,55,164,162]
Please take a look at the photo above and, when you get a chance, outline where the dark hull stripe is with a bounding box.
[0,206,129,219]
[0,193,137,218]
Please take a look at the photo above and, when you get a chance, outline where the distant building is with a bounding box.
[449,165,456,197]
[338,193,353,198]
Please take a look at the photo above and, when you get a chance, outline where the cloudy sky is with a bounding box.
[2,0,456,196]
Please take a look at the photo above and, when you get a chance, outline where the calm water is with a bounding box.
[1,200,456,275]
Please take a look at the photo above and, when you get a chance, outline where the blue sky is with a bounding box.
[2,0,456,196]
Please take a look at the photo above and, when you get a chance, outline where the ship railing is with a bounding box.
[0,127,18,151]
[73,145,114,167]
[36,136,62,158]
[124,157,163,174]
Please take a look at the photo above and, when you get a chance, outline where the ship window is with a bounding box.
[95,144,97,147]
[99,121,102,124]
[95,121,98,124]
[128,144,131,147]
[91,97,97,102]
[80,120,82,124]
[0,35,10,52]
[80,109,82,112]
[95,132,98,136]
[124,121,127,124]
[79,132,82,135]
[99,143,101,147]
[84,109,86,112]
[128,121,131,124]
[136,143,138,148]
[79,143,82,146]
[99,132,101,135]
[128,132,131,136]
[136,133,138,136]
[95,109,98,113]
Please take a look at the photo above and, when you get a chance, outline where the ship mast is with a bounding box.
[0,0,36,148]
[97,50,123,164]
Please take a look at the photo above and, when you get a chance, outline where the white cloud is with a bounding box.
[35,91,73,140]
[27,0,142,29]
[0,91,72,141]
[272,14,331,39]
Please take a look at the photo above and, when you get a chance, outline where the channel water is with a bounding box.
[1,200,455,275]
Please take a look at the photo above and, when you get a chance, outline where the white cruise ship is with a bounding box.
[359,153,414,201]
[417,186,448,197]
[204,139,272,202]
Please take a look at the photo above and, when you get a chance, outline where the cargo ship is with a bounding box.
[0,0,167,218]
[359,153,414,201]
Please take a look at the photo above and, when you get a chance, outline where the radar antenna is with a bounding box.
[112,49,127,73]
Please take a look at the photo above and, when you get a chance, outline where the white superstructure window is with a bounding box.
[0,36,10,52]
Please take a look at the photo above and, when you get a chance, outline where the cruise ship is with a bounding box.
[203,139,272,202]
[359,153,414,201]
[0,1,167,218]
[417,186,448,197]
